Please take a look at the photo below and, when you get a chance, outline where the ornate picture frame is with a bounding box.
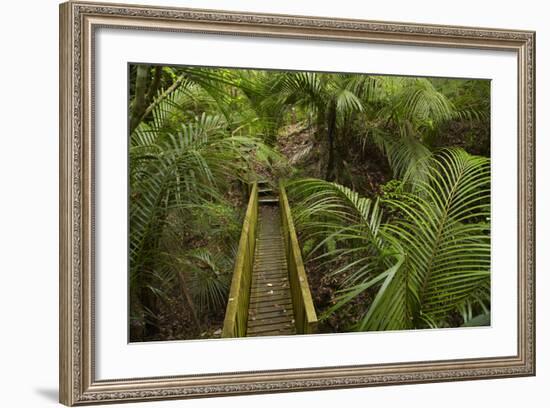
[59,1,535,405]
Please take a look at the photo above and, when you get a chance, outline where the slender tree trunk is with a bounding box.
[178,271,202,333]
[130,64,150,133]
[325,102,337,181]
[145,66,163,108]
[141,281,158,337]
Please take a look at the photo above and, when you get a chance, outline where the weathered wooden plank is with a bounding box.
[254,265,286,270]
[254,262,286,267]
[252,280,288,285]
[249,301,292,310]
[247,321,295,334]
[251,276,289,283]
[252,274,287,280]
[231,198,298,337]
[250,288,290,295]
[248,309,293,319]
[249,319,293,329]
[250,287,289,295]
[256,247,284,251]
[255,256,285,260]
[249,313,293,323]
[250,297,291,305]
[251,282,289,289]
[247,330,296,337]
[251,275,288,281]
[250,286,289,294]
[253,273,287,279]
[250,297,292,305]
[248,327,294,335]
[249,310,292,318]
[249,296,292,305]
[256,263,286,267]
[249,287,291,296]
[255,265,287,271]
[250,306,292,319]
[254,279,286,287]
[255,262,286,268]
[255,253,285,257]
[248,315,296,327]
[254,267,286,271]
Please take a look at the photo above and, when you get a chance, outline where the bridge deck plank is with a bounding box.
[246,204,296,337]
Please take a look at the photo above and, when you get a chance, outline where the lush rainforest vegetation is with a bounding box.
[128,64,491,342]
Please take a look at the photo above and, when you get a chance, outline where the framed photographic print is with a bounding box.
[59,1,536,405]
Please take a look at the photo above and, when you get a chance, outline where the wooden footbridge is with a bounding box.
[222,181,318,338]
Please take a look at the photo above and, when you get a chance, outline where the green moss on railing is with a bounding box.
[222,182,259,338]
[279,181,318,334]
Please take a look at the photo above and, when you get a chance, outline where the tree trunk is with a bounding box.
[141,282,159,337]
[145,66,163,109]
[130,64,150,133]
[325,102,337,181]
[178,270,202,333]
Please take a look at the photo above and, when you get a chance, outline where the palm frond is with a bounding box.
[393,78,455,126]
[182,248,231,312]
[370,148,491,328]
[297,148,490,332]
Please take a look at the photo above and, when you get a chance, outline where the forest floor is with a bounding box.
[276,122,391,198]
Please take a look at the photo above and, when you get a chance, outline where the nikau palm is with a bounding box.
[128,64,491,340]
[288,149,490,331]
[129,68,278,338]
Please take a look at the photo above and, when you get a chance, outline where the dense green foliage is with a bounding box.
[288,149,490,331]
[128,64,490,341]
[129,67,278,340]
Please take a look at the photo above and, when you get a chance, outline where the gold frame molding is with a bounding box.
[59,1,536,405]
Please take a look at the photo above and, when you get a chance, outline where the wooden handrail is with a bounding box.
[222,182,259,338]
[279,181,318,334]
